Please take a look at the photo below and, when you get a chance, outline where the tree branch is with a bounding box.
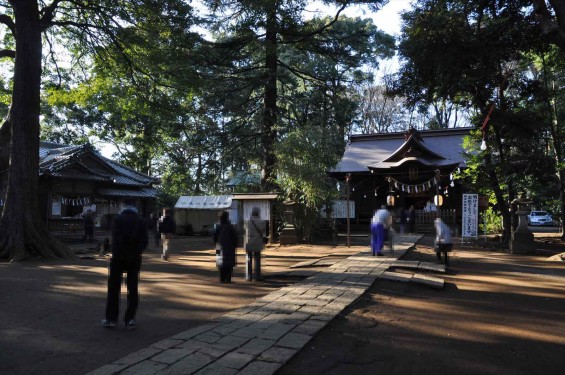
[0,13,15,35]
[533,0,565,52]
[0,49,15,59]
[39,0,64,31]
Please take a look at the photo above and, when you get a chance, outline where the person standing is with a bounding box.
[434,218,453,266]
[408,205,416,233]
[214,211,238,283]
[147,213,159,247]
[158,208,176,260]
[102,201,148,329]
[244,207,266,281]
[371,206,389,256]
[82,209,94,243]
[399,207,407,234]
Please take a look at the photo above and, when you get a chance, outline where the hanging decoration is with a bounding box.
[61,196,92,206]
[386,179,396,206]
[387,174,441,194]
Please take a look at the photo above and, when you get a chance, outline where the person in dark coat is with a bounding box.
[102,201,148,329]
[214,211,238,283]
[82,209,95,242]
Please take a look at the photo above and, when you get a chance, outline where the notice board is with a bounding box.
[462,194,479,238]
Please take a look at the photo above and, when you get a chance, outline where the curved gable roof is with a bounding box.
[329,127,472,174]
[39,142,159,187]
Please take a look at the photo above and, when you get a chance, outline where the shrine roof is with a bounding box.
[39,142,159,189]
[329,127,472,174]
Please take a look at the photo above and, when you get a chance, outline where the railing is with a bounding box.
[415,209,457,233]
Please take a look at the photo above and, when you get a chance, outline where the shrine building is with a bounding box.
[329,127,473,231]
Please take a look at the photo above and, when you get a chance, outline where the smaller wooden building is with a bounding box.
[39,142,159,234]
[174,193,278,241]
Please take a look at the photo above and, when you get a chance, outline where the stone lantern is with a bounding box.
[509,195,534,254]
[280,199,298,245]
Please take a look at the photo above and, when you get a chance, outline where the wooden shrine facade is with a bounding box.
[329,127,473,229]
[38,142,159,234]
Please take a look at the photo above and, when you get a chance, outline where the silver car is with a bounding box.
[527,211,553,226]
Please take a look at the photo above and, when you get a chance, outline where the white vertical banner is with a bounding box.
[462,194,479,238]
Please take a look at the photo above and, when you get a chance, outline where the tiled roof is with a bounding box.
[97,187,158,198]
[226,170,261,187]
[39,142,159,188]
[232,193,278,200]
[330,127,472,174]
[175,195,233,209]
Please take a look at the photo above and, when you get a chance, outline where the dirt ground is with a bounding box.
[279,234,565,375]
[1,233,564,375]
[0,235,362,375]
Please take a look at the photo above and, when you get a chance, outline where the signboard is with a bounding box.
[52,201,61,216]
[462,194,479,238]
[322,200,355,219]
[242,200,269,221]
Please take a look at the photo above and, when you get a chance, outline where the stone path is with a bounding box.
[87,234,446,375]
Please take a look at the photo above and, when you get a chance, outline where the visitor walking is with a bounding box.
[82,209,94,243]
[371,206,390,256]
[408,205,416,233]
[158,208,176,260]
[214,211,238,283]
[244,207,266,281]
[102,201,148,329]
[399,207,407,234]
[434,217,453,266]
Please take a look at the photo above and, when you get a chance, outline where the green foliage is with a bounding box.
[397,0,562,244]
[0,76,11,121]
[480,207,503,234]
[204,1,394,189]
[276,124,343,241]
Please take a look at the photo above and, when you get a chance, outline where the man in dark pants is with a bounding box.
[102,201,148,329]
[214,211,237,283]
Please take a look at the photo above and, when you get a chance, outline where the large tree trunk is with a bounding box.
[261,6,278,191]
[0,119,9,195]
[0,0,69,261]
[483,151,511,246]
[534,0,565,52]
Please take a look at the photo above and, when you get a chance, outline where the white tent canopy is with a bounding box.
[175,195,233,210]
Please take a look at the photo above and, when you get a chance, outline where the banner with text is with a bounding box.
[462,194,479,238]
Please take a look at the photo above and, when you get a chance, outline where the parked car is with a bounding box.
[527,211,553,226]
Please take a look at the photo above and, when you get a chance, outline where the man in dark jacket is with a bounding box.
[214,211,237,283]
[102,201,148,329]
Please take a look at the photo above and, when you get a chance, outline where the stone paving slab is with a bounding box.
[379,271,414,283]
[412,273,445,289]
[85,235,431,375]
[418,262,447,273]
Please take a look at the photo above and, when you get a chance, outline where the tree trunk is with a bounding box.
[483,151,511,246]
[0,0,69,261]
[261,6,278,191]
[534,0,565,52]
[0,119,9,194]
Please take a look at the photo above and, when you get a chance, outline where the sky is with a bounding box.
[311,0,411,36]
